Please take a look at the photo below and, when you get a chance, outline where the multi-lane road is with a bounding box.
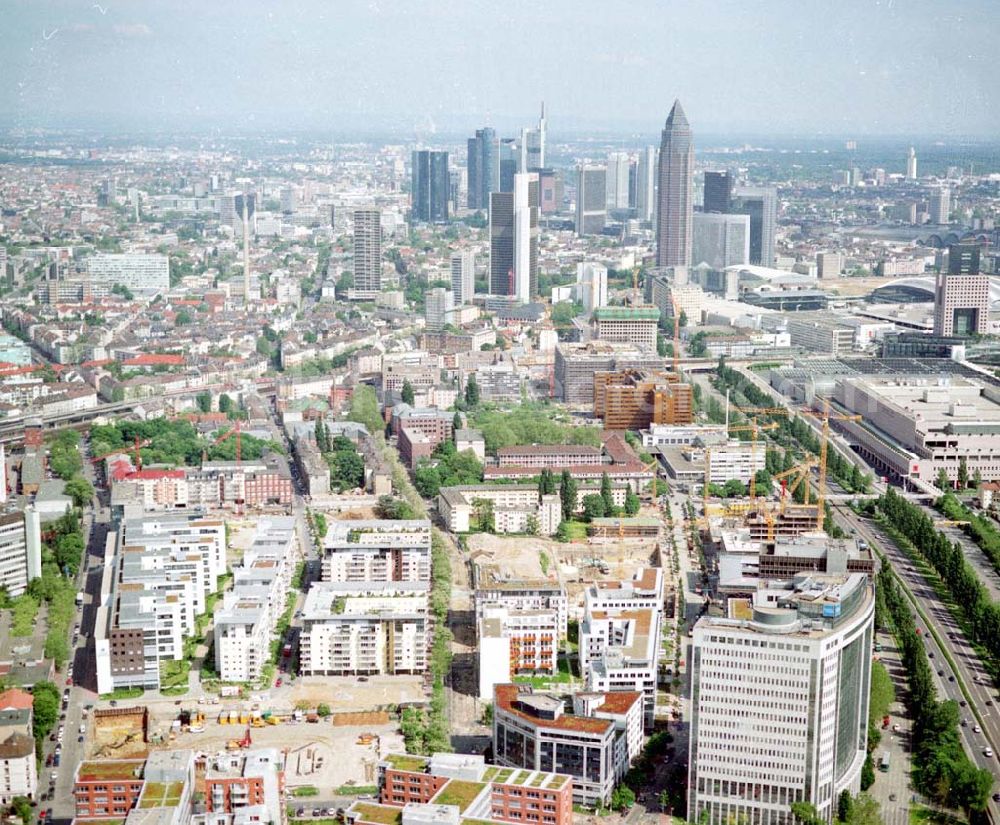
[834,505,1000,815]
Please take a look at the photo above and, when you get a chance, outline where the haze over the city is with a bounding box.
[2,0,998,137]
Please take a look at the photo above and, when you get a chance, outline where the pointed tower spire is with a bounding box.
[665,98,689,129]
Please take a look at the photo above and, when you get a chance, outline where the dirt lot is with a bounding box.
[467,521,662,607]
[290,676,426,711]
[150,719,403,790]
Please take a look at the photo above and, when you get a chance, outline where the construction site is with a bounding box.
[87,702,403,792]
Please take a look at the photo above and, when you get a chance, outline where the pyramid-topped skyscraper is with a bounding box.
[656,99,694,268]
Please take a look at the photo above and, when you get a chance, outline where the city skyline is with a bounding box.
[2,0,998,137]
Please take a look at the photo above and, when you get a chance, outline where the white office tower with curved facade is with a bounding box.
[688,572,874,825]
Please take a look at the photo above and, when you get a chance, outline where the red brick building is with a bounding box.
[73,760,145,820]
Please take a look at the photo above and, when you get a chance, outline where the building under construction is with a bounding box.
[743,504,820,542]
[593,370,693,430]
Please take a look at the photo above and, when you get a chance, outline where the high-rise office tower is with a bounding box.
[934,242,988,336]
[352,209,382,297]
[280,186,298,214]
[450,250,476,305]
[411,150,450,223]
[519,102,546,172]
[929,187,951,225]
[537,169,560,214]
[689,573,875,825]
[606,152,631,210]
[490,174,538,302]
[513,172,540,303]
[489,191,515,296]
[656,99,694,268]
[576,165,607,236]
[703,171,732,214]
[467,127,499,210]
[499,139,518,193]
[906,146,917,180]
[635,146,657,223]
[732,187,778,267]
[691,213,750,270]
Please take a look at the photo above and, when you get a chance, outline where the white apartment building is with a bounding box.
[299,582,429,676]
[438,485,561,536]
[685,441,767,485]
[0,689,37,805]
[474,580,569,641]
[322,519,431,584]
[0,508,42,597]
[214,517,298,683]
[87,253,170,293]
[478,605,560,700]
[95,512,227,695]
[585,568,664,613]
[580,607,660,730]
[689,573,875,825]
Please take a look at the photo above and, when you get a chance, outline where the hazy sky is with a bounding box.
[2,0,998,138]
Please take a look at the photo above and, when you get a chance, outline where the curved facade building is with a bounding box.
[688,573,874,825]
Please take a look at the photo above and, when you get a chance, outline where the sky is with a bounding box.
[1,0,998,139]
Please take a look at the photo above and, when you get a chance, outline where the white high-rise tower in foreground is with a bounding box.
[688,573,875,825]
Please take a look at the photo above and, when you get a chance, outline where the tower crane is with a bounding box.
[91,436,151,471]
[802,401,863,530]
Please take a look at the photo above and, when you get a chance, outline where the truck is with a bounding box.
[879,752,890,772]
[75,592,85,607]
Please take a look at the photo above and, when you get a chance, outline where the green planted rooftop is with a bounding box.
[593,306,660,321]
[432,780,487,812]
[139,781,185,809]
[351,804,403,825]
[383,754,429,773]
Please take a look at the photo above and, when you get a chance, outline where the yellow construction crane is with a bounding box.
[773,459,818,513]
[802,401,863,530]
[935,520,970,527]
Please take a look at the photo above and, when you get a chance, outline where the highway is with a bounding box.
[913,500,1000,602]
[834,505,1000,816]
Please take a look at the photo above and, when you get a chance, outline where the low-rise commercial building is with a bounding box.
[492,684,642,806]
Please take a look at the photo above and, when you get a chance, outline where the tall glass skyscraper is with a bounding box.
[467,127,499,210]
[410,150,449,223]
[656,100,694,268]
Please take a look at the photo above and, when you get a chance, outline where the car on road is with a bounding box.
[973,725,981,733]
[992,793,1000,802]
[275,678,282,688]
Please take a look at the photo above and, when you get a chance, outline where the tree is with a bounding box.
[844,794,882,825]
[790,802,822,825]
[539,468,556,496]
[348,384,384,435]
[837,790,853,823]
[64,475,94,508]
[678,309,688,327]
[414,463,443,498]
[958,456,969,488]
[600,472,614,513]
[860,753,875,791]
[30,681,59,747]
[973,468,983,489]
[754,469,772,494]
[401,380,415,405]
[472,498,495,533]
[8,797,31,825]
[581,493,606,521]
[316,704,331,717]
[723,478,746,498]
[329,449,365,491]
[196,391,212,413]
[936,467,951,490]
[452,412,463,432]
[314,418,328,453]
[624,489,641,516]
[175,309,193,325]
[525,514,539,536]
[464,374,480,408]
[218,393,233,414]
[555,521,570,542]
[559,470,578,522]
[610,785,635,812]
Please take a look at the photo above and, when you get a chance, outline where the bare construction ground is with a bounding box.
[289,676,426,711]
[146,718,403,790]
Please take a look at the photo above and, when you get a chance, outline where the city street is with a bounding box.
[834,505,1000,819]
